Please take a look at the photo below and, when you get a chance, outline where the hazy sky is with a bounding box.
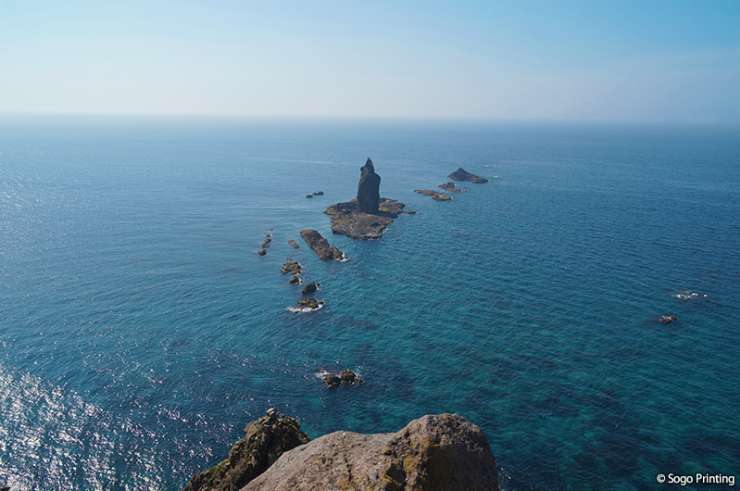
[2,1,739,123]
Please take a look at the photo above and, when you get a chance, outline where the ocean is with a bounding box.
[1,116,739,490]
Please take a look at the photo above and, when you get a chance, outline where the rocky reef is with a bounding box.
[184,410,309,491]
[415,189,452,201]
[448,167,488,184]
[185,412,498,491]
[299,229,346,261]
[325,158,407,240]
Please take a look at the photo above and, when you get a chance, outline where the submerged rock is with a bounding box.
[357,158,381,213]
[415,189,452,201]
[301,281,320,295]
[325,159,407,240]
[658,314,678,324]
[243,413,499,491]
[305,194,314,199]
[288,239,300,249]
[300,229,346,261]
[288,274,303,285]
[674,290,708,301]
[448,167,488,183]
[438,181,466,192]
[184,410,309,491]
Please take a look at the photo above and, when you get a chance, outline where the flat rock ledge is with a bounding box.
[184,410,309,491]
[325,198,406,240]
[243,413,498,491]
[415,189,452,201]
[300,229,346,261]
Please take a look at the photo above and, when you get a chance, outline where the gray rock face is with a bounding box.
[357,158,381,213]
[184,410,309,491]
[242,414,499,491]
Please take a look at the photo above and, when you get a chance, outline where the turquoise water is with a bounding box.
[1,117,739,490]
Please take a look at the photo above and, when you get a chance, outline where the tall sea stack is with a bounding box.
[357,158,381,213]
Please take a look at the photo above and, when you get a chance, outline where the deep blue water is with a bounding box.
[1,117,739,490]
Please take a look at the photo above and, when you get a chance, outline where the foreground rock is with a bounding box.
[243,413,499,491]
[184,410,309,491]
[415,189,452,201]
[448,167,488,184]
[300,229,346,261]
[325,159,407,240]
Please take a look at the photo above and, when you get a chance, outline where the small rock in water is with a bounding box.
[288,239,300,249]
[674,290,708,301]
[281,260,303,275]
[658,314,678,324]
[306,194,314,199]
[288,297,325,313]
[289,274,303,285]
[313,191,324,196]
[448,167,488,183]
[338,369,360,384]
[438,181,466,193]
[415,189,452,201]
[258,231,273,255]
[302,281,320,295]
[319,369,362,388]
[321,372,341,388]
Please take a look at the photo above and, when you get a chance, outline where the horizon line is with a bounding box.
[1,111,738,129]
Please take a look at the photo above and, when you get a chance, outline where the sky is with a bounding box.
[1,0,739,123]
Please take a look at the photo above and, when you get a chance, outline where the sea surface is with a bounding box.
[1,116,739,490]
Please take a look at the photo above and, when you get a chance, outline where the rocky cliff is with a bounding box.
[357,158,381,213]
[184,409,309,491]
[184,412,498,491]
